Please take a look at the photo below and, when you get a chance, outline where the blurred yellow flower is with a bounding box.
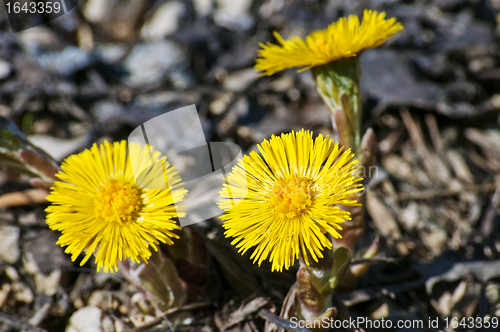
[46,141,187,273]
[255,9,403,76]
[219,130,363,272]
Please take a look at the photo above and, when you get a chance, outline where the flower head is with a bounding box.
[219,130,363,272]
[255,9,403,76]
[46,141,187,273]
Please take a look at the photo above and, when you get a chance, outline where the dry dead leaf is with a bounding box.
[216,297,269,331]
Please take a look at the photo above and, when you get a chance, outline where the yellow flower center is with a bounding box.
[270,176,314,219]
[94,179,142,224]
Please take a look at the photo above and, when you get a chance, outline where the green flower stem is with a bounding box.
[312,57,362,157]
[120,250,187,311]
[289,247,350,329]
[119,229,209,311]
[312,57,377,255]
[312,57,378,288]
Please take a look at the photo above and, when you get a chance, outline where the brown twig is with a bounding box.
[349,257,398,266]
[0,312,47,332]
[258,309,313,332]
[129,301,211,331]
[398,182,498,201]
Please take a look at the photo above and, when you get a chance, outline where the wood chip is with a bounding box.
[0,189,48,207]
[366,190,401,240]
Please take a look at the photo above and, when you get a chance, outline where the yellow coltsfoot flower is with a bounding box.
[45,140,187,273]
[255,9,403,76]
[219,129,363,272]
